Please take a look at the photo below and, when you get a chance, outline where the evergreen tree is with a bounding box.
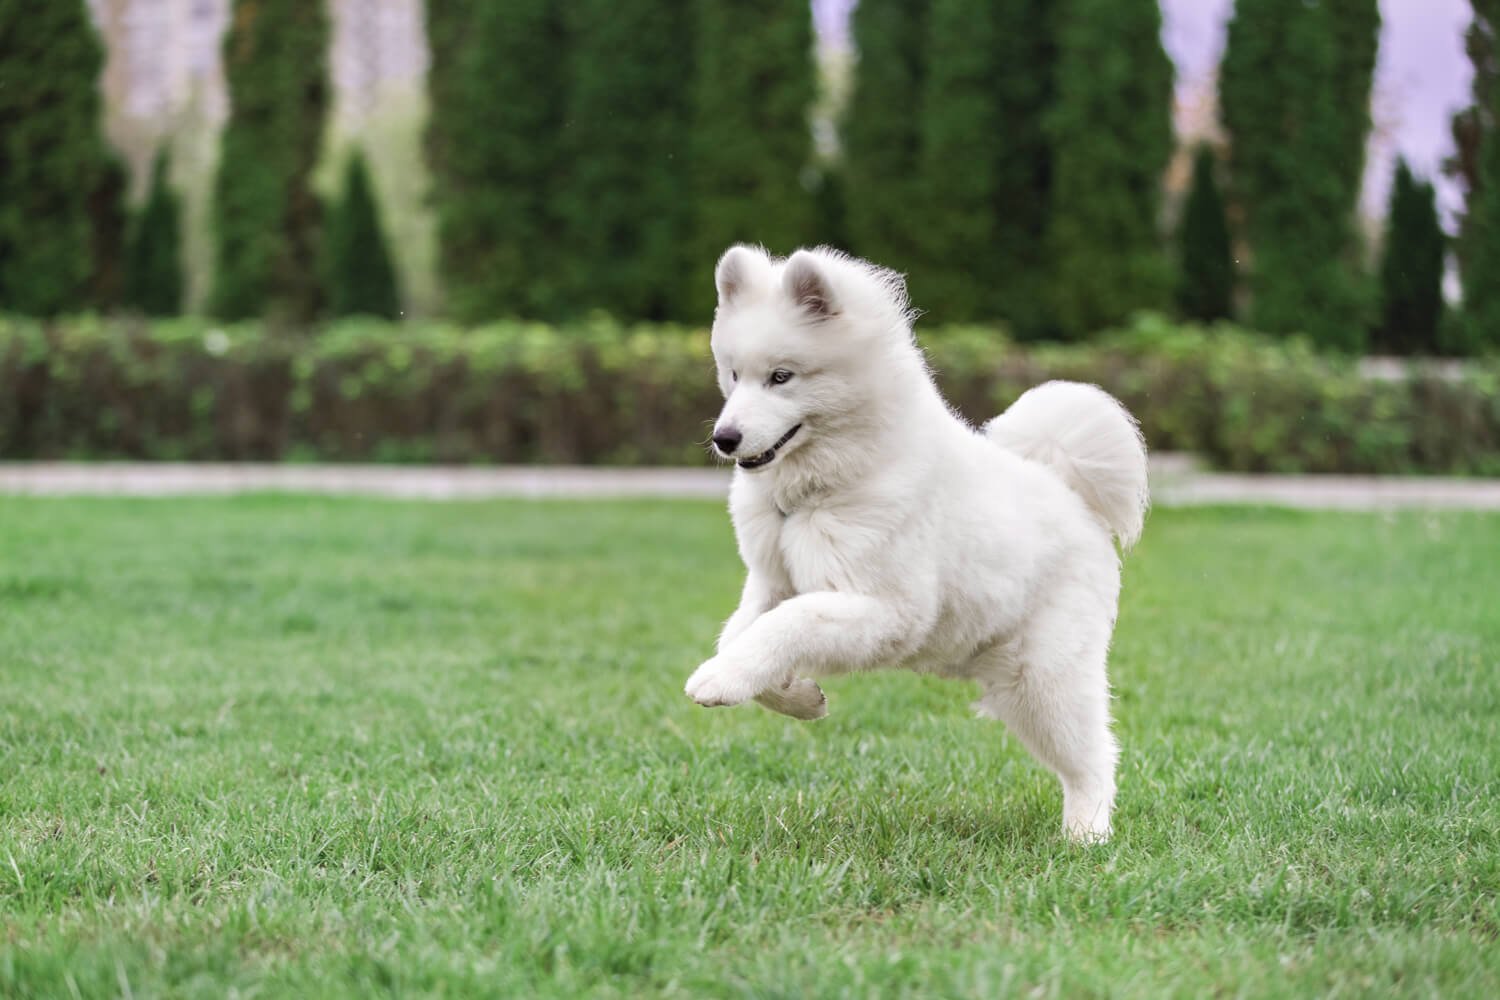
[423,0,568,322]
[1461,26,1500,353]
[422,0,474,201]
[842,0,929,277]
[209,0,330,322]
[126,149,185,317]
[1325,0,1382,202]
[810,165,851,253]
[87,153,130,311]
[560,0,694,321]
[0,0,116,315]
[685,0,816,318]
[1445,2,1498,261]
[1045,0,1174,338]
[325,150,400,319]
[1176,146,1235,323]
[911,0,1002,322]
[987,0,1058,336]
[1221,0,1379,351]
[910,0,1055,329]
[1374,160,1445,355]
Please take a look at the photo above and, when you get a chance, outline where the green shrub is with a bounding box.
[2,314,1497,474]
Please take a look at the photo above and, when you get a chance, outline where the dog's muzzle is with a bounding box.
[737,424,802,470]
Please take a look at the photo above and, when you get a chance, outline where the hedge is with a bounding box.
[2,313,1498,474]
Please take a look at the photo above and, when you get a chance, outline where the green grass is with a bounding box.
[1,497,1496,998]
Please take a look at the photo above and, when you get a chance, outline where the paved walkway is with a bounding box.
[1,458,1499,510]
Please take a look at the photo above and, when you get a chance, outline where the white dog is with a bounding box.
[683,245,1149,842]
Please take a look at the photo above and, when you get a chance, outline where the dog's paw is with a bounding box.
[1064,818,1112,845]
[684,655,759,708]
[755,677,828,721]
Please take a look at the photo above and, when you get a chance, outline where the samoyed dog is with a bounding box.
[683,245,1149,842]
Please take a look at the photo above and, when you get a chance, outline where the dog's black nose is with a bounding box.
[712,427,742,455]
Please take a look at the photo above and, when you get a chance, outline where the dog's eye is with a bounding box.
[769,369,794,386]
[731,370,738,382]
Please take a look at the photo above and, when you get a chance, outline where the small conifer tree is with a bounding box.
[1374,160,1445,355]
[325,151,401,319]
[1176,146,1235,323]
[126,149,185,316]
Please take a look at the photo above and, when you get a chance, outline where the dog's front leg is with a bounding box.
[686,591,917,711]
[713,575,828,721]
[716,574,777,653]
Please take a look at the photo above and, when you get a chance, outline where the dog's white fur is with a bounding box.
[684,245,1149,842]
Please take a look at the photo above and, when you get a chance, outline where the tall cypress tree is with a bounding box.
[909,0,1055,329]
[0,0,116,315]
[1221,0,1379,350]
[912,0,1002,322]
[422,0,474,203]
[988,0,1058,336]
[560,0,694,321]
[1446,3,1498,266]
[685,0,816,318]
[1326,0,1382,198]
[1045,0,1174,338]
[1462,22,1500,353]
[126,148,184,317]
[1448,1,1500,352]
[1374,160,1445,355]
[842,0,930,280]
[1325,0,1382,326]
[325,150,400,319]
[1176,146,1235,323]
[210,0,329,322]
[424,0,567,322]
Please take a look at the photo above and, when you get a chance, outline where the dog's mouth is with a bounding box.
[737,424,802,470]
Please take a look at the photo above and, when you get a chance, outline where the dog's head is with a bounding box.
[707,245,916,473]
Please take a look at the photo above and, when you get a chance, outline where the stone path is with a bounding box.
[1,458,1499,510]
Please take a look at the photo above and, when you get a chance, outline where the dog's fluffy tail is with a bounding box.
[983,381,1149,549]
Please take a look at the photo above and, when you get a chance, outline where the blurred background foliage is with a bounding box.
[1,0,1498,471]
[3,313,1497,472]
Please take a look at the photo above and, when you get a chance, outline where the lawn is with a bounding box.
[1,496,1496,998]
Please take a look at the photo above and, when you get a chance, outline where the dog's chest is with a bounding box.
[762,507,876,594]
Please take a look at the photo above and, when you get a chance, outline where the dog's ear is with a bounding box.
[783,251,839,320]
[715,245,763,306]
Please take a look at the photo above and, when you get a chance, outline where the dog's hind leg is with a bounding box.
[755,677,828,721]
[975,589,1119,843]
